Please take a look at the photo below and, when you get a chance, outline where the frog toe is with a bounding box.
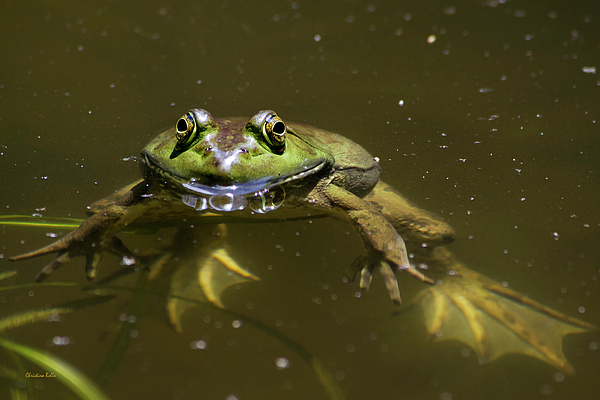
[352,256,402,305]
[378,261,401,305]
[352,255,374,291]
[85,251,104,280]
[35,252,72,282]
[10,236,71,262]
[399,263,434,284]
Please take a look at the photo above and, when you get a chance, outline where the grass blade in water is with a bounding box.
[0,338,111,400]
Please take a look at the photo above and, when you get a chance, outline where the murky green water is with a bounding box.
[1,1,599,399]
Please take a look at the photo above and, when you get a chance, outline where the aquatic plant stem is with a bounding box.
[94,268,149,388]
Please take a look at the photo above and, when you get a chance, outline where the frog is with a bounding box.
[10,109,595,374]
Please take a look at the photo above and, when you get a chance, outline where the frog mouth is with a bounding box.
[180,161,325,196]
[180,162,324,214]
[143,152,326,196]
[142,152,327,213]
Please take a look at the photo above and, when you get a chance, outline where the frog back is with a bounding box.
[288,122,381,197]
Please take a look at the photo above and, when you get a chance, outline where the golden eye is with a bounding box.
[175,112,196,146]
[262,113,286,153]
[174,109,216,152]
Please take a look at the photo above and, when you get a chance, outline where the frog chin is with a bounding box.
[181,177,276,197]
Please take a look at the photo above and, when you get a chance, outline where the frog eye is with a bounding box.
[175,113,196,146]
[174,109,216,151]
[262,113,286,153]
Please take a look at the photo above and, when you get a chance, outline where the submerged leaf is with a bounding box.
[0,282,78,292]
[0,295,115,332]
[0,215,83,230]
[0,338,111,400]
[0,308,72,333]
[0,270,17,281]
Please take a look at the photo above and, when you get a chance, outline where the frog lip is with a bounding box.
[142,152,327,196]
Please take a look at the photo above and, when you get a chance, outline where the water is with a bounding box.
[1,1,599,399]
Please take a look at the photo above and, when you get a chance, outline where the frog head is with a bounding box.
[141,109,333,212]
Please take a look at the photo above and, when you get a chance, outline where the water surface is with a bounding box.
[1,1,599,399]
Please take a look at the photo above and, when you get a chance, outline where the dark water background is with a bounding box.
[1,1,599,399]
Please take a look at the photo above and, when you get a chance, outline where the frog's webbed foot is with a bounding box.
[166,244,259,332]
[413,266,597,374]
[353,255,432,305]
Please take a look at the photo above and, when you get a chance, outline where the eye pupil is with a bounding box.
[272,121,285,134]
[176,118,189,133]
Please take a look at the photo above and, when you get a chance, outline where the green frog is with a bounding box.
[10,109,595,374]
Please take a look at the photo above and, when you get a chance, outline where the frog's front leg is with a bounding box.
[10,183,149,281]
[364,180,456,248]
[315,184,433,305]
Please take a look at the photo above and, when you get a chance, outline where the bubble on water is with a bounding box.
[275,357,289,370]
[554,372,565,382]
[582,66,596,74]
[540,384,553,395]
[190,340,207,349]
[440,391,453,400]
